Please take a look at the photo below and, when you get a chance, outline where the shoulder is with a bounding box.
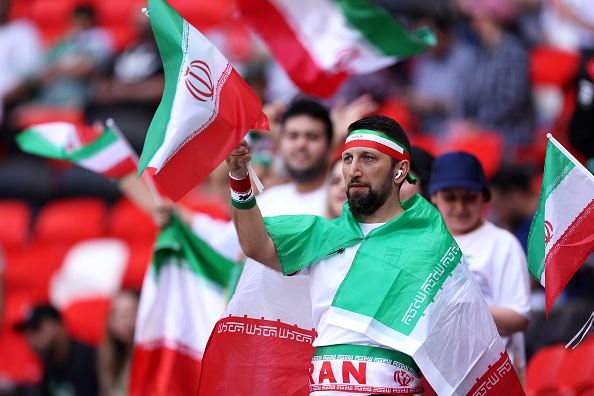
[482,221,526,252]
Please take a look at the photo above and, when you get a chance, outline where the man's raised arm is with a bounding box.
[226,139,281,272]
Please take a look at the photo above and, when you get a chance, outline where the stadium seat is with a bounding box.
[0,325,43,385]
[33,197,107,244]
[106,197,157,243]
[0,200,31,249]
[552,337,594,396]
[168,0,233,31]
[525,343,570,396]
[61,297,111,347]
[28,0,76,45]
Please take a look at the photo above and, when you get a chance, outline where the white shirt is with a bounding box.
[0,19,41,98]
[191,183,326,260]
[454,221,532,374]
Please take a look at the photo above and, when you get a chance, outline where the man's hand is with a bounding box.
[226,139,251,179]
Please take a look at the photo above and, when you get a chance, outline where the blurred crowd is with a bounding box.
[1,0,594,394]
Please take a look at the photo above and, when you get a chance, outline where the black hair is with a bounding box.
[347,115,412,170]
[410,146,434,199]
[489,164,534,193]
[281,99,333,143]
[73,4,95,23]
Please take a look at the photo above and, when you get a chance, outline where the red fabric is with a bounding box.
[153,67,268,201]
[545,199,594,315]
[230,174,252,193]
[130,345,203,396]
[101,156,138,179]
[237,0,348,98]
[344,139,411,162]
[198,315,316,396]
[465,351,526,396]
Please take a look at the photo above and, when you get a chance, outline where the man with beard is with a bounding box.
[16,305,99,396]
[226,115,525,395]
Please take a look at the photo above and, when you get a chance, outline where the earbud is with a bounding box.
[396,169,403,179]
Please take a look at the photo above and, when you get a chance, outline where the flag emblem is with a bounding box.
[184,60,215,102]
[544,220,553,245]
[394,370,413,386]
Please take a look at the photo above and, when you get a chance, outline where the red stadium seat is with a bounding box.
[33,197,107,245]
[106,198,157,244]
[0,200,31,249]
[525,343,570,396]
[553,337,594,396]
[28,0,76,45]
[0,325,43,385]
[62,298,111,347]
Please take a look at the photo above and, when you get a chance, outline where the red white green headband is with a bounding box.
[344,129,417,184]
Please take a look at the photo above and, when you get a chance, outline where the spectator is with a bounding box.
[35,5,114,108]
[324,148,347,219]
[400,146,434,201]
[0,0,42,130]
[488,164,539,253]
[456,0,535,151]
[406,17,476,136]
[428,152,532,379]
[98,290,140,396]
[16,305,99,396]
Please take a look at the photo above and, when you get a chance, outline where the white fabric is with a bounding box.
[191,183,326,260]
[453,221,531,374]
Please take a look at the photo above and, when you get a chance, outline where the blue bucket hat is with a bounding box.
[427,151,491,200]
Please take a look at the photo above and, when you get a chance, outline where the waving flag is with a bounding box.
[237,0,435,98]
[15,122,137,179]
[130,214,236,396]
[528,134,594,316]
[139,0,268,202]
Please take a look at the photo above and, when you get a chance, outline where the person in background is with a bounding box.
[324,147,347,220]
[488,164,539,253]
[98,290,140,396]
[400,146,434,201]
[428,151,531,380]
[16,305,99,396]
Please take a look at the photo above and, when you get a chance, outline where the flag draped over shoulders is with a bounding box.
[15,122,137,180]
[131,214,236,396]
[139,0,268,202]
[264,195,525,396]
[237,0,435,98]
[528,135,594,316]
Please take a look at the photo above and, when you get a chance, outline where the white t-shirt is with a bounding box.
[301,223,422,396]
[453,221,531,374]
[0,19,41,98]
[191,183,326,260]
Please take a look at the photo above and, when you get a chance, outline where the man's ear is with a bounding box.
[393,160,410,182]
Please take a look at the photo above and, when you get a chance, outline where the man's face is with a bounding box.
[431,187,485,235]
[342,147,394,218]
[24,320,60,358]
[279,115,329,183]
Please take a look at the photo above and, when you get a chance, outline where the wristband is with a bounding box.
[230,173,256,209]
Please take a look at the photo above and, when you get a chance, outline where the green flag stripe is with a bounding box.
[138,0,187,174]
[332,0,435,56]
[16,129,69,160]
[348,129,410,156]
[152,214,235,287]
[68,127,118,161]
[314,344,419,372]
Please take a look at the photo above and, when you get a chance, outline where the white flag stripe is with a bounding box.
[272,0,396,73]
[77,138,134,172]
[135,264,227,352]
[31,122,82,151]
[549,135,594,183]
[345,133,405,154]
[147,20,229,170]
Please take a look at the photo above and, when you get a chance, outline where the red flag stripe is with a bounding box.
[237,0,347,98]
[465,351,525,396]
[101,157,138,179]
[544,198,594,314]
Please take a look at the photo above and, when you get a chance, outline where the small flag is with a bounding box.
[528,134,594,316]
[130,214,236,396]
[139,0,269,202]
[237,0,435,98]
[15,122,137,179]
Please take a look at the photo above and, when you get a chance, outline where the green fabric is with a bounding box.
[332,0,435,56]
[264,194,461,336]
[153,213,236,287]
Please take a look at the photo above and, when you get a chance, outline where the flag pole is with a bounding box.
[547,133,594,182]
[106,118,163,205]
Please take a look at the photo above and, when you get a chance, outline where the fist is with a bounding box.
[226,139,251,179]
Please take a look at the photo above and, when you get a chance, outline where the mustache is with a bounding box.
[347,178,370,189]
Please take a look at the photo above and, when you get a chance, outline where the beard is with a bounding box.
[285,155,327,183]
[347,171,393,219]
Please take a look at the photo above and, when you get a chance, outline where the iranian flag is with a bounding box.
[15,122,137,179]
[130,214,236,396]
[139,0,268,202]
[527,134,594,316]
[237,0,435,98]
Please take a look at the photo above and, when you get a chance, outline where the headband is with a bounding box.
[344,129,417,185]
